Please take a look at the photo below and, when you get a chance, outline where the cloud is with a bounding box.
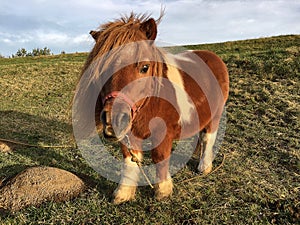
[0,0,299,56]
[158,0,300,44]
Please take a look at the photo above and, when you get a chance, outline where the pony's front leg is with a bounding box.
[151,136,173,200]
[113,144,143,204]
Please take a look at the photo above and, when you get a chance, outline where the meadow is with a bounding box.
[0,35,299,224]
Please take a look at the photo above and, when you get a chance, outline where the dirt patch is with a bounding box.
[0,166,85,212]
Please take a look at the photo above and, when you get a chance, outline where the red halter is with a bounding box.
[103,91,138,115]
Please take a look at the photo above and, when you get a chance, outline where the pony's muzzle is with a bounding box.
[100,109,132,139]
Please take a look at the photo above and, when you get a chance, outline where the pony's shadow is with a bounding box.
[0,110,114,198]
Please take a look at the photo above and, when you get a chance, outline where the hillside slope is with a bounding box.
[0,35,299,224]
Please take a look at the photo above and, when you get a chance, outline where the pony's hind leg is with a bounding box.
[197,128,218,175]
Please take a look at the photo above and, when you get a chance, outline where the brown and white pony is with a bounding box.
[74,13,229,204]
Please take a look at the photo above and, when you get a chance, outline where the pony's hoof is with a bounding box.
[198,161,213,175]
[112,185,136,204]
[155,179,173,201]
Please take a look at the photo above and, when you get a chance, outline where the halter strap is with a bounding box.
[103,91,138,113]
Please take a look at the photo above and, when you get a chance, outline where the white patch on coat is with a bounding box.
[113,153,142,204]
[120,153,142,186]
[166,58,194,124]
[198,130,218,174]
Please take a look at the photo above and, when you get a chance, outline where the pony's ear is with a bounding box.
[140,18,157,41]
[90,30,101,41]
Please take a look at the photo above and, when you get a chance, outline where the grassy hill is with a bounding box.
[0,35,299,224]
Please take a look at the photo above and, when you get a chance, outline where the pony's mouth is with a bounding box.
[103,112,132,141]
[103,125,115,138]
[102,121,132,142]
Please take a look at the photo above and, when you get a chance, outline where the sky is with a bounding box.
[0,0,299,57]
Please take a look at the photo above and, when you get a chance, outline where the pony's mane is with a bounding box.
[82,13,165,76]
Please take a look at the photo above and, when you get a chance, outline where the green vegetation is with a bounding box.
[12,47,52,58]
[0,35,299,224]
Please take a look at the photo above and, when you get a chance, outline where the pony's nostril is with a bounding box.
[115,113,130,128]
[120,113,130,127]
[110,112,131,137]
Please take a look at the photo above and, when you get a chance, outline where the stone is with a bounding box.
[0,166,85,212]
[0,142,12,153]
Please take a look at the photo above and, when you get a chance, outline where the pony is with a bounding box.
[74,13,229,204]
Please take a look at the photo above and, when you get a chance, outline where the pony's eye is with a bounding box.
[140,64,150,74]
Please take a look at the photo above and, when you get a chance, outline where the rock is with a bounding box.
[0,166,85,212]
[0,142,12,153]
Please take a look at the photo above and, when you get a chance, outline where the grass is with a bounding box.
[0,35,299,224]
